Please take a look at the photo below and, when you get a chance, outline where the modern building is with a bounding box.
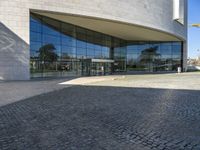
[0,0,187,80]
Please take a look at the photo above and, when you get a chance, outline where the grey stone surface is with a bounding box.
[1,73,200,149]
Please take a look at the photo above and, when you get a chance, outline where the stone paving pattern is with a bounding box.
[1,85,200,150]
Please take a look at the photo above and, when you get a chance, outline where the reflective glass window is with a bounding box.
[30,21,42,33]
[30,42,42,51]
[172,42,182,55]
[30,13,183,77]
[42,17,60,36]
[77,47,86,55]
[30,32,42,42]
[160,43,172,55]
[61,35,76,47]
[62,46,76,54]
[43,34,61,45]
[87,49,95,56]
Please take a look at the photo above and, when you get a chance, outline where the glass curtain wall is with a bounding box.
[126,42,182,72]
[30,13,183,77]
[30,13,125,77]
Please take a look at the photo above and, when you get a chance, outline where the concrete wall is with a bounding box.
[0,23,29,80]
[0,0,188,80]
[0,1,30,80]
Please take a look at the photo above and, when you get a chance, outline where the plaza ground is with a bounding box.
[0,72,200,149]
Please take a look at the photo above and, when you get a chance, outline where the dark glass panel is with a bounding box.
[77,47,86,55]
[104,36,112,47]
[30,41,42,52]
[87,48,95,57]
[61,46,76,54]
[172,42,182,55]
[94,44,102,51]
[102,46,110,58]
[62,52,76,60]
[127,45,138,54]
[160,43,172,55]
[149,42,161,54]
[77,40,87,48]
[86,42,95,49]
[94,50,102,58]
[42,17,61,36]
[43,34,61,45]
[61,34,76,47]
[77,27,86,34]
[61,23,75,37]
[30,50,39,58]
[172,54,181,59]
[126,54,139,71]
[114,47,121,59]
[30,31,42,42]
[137,43,149,55]
[30,21,42,33]
[77,55,87,59]
[120,46,127,60]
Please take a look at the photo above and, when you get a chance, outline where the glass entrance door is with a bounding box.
[77,61,91,76]
[91,62,112,76]
[77,59,113,76]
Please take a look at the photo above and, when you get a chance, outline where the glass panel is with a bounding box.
[43,34,61,45]
[127,45,138,54]
[137,43,149,55]
[94,50,102,58]
[61,34,76,47]
[77,40,87,48]
[87,48,95,57]
[160,43,172,55]
[30,21,42,33]
[61,23,75,36]
[172,42,182,55]
[77,47,86,55]
[30,32,42,42]
[62,46,76,54]
[43,17,61,36]
[30,42,42,52]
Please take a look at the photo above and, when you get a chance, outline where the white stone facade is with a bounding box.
[0,0,187,80]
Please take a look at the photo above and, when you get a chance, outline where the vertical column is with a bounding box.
[182,41,187,72]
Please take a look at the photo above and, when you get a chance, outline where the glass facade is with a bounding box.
[126,42,182,72]
[30,13,183,77]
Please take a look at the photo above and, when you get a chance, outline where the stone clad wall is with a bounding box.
[0,0,30,80]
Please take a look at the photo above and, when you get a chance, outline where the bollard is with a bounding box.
[178,67,181,74]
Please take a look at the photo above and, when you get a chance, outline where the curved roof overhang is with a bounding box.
[31,10,184,42]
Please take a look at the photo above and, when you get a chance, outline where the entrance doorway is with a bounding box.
[79,59,114,76]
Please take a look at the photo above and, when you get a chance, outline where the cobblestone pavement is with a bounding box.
[1,85,200,150]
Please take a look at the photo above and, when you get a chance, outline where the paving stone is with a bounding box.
[0,85,200,149]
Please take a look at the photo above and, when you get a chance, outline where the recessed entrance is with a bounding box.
[79,59,114,76]
[30,13,183,78]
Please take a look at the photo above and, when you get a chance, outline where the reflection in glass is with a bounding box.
[30,13,183,77]
[126,42,182,72]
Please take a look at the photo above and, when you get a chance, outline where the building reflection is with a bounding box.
[30,13,183,77]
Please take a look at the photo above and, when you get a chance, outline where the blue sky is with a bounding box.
[188,0,200,58]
